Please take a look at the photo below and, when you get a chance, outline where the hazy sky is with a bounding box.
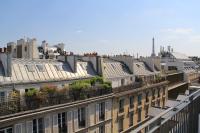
[1,0,200,56]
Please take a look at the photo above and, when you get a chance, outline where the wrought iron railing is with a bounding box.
[0,87,112,117]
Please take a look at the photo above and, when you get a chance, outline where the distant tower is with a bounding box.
[151,37,156,57]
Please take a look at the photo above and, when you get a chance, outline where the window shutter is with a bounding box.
[44,116,51,133]
[73,109,79,132]
[53,114,58,133]
[26,121,33,133]
[96,104,99,123]
[105,100,112,120]
[67,111,73,133]
[15,124,22,133]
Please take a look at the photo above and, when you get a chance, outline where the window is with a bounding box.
[111,64,116,69]
[33,118,44,133]
[119,99,124,113]
[129,96,134,109]
[58,112,67,133]
[99,125,105,133]
[78,108,86,128]
[145,106,149,118]
[136,64,140,68]
[54,65,63,71]
[121,79,125,86]
[80,64,86,70]
[99,102,105,121]
[26,65,35,72]
[33,119,37,133]
[129,112,134,127]
[38,118,44,133]
[162,99,165,107]
[36,65,45,72]
[137,108,142,122]
[157,99,160,107]
[118,118,124,132]
[24,46,27,52]
[163,88,166,95]
[152,89,155,100]
[0,127,12,133]
[0,92,5,102]
[151,101,155,106]
[138,94,142,106]
[158,89,160,97]
[145,91,149,102]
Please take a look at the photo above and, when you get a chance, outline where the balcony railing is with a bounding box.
[131,86,200,133]
[0,87,112,117]
[113,82,143,93]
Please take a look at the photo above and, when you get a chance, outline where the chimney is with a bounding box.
[65,55,77,73]
[0,53,12,77]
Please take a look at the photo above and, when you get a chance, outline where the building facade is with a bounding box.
[102,56,168,133]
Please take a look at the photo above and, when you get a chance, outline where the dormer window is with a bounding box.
[80,64,86,70]
[111,64,116,69]
[26,65,35,72]
[136,64,140,67]
[54,65,63,71]
[36,64,45,72]
[24,46,27,52]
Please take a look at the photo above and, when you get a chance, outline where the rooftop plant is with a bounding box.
[69,76,111,90]
[25,88,38,97]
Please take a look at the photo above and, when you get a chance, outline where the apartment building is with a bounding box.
[0,46,114,133]
[102,56,168,133]
[0,94,112,133]
[159,47,199,83]
[7,38,39,59]
[0,54,98,100]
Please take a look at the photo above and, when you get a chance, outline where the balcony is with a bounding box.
[131,86,200,133]
[0,77,112,117]
[113,82,143,93]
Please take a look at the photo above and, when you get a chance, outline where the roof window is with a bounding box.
[36,64,45,72]
[26,65,35,72]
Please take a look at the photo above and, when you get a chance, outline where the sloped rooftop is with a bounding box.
[133,61,158,76]
[0,58,97,84]
[103,58,132,79]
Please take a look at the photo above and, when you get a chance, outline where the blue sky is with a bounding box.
[1,0,200,56]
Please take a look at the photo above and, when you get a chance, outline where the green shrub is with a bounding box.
[70,82,91,90]
[80,93,87,99]
[104,81,112,86]
[40,85,57,94]
[69,76,111,91]
[94,76,104,83]
[102,83,112,90]
[25,88,38,97]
